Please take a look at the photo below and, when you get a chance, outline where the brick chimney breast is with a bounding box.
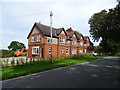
[66,27,73,33]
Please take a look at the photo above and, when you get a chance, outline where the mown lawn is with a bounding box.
[2,56,105,80]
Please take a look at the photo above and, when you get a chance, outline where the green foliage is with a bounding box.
[8,41,26,51]
[16,60,19,65]
[94,46,103,53]
[88,3,120,55]
[11,58,15,66]
[1,50,14,58]
[72,53,93,59]
[115,53,120,56]
[3,58,9,67]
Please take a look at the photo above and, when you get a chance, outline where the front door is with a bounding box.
[41,48,44,58]
[40,48,44,58]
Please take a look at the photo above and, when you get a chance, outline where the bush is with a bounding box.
[72,53,93,59]
[115,53,120,56]
[1,50,14,58]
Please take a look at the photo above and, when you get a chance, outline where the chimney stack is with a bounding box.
[66,27,73,33]
[39,21,41,24]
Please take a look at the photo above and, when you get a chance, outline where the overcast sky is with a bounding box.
[0,0,118,49]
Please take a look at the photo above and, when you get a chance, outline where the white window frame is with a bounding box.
[32,46,39,55]
[79,49,83,53]
[72,40,76,45]
[66,40,70,44]
[80,41,83,45]
[37,35,41,42]
[49,47,51,54]
[72,49,76,54]
[31,36,35,42]
[66,48,69,54]
[60,37,65,43]
[84,49,87,53]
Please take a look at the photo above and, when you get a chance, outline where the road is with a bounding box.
[2,56,120,88]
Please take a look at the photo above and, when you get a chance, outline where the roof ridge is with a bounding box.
[35,22,63,30]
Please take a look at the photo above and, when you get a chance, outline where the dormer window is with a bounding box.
[72,40,76,44]
[37,35,40,42]
[60,37,65,43]
[31,36,35,42]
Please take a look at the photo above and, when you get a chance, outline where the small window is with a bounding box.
[72,49,76,54]
[66,40,70,44]
[49,47,51,54]
[47,38,51,43]
[80,41,83,45]
[79,49,83,53]
[32,46,39,55]
[66,48,69,54]
[61,49,64,54]
[31,36,35,42]
[60,37,65,43]
[87,43,89,46]
[37,35,41,42]
[72,40,76,44]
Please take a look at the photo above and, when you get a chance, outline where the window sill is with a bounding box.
[32,54,39,55]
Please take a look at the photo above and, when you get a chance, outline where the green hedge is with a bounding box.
[72,53,93,59]
[0,50,14,58]
[115,53,120,56]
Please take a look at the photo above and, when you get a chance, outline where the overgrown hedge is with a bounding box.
[115,53,120,56]
[0,50,14,58]
[72,53,93,59]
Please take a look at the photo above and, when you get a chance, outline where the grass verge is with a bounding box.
[2,56,105,80]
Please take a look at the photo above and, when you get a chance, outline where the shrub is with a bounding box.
[115,53,120,56]
[25,58,28,64]
[16,59,19,65]
[11,58,15,66]
[72,53,92,59]
[1,50,14,58]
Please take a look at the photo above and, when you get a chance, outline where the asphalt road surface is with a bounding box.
[2,56,120,88]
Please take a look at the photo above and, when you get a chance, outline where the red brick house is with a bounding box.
[83,36,91,53]
[27,22,92,58]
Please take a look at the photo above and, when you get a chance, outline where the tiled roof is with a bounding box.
[36,23,64,37]
[76,33,84,40]
[66,32,74,38]
[83,36,89,41]
[27,22,91,43]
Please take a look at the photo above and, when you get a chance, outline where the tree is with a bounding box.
[8,41,26,51]
[88,2,120,55]
[94,46,103,53]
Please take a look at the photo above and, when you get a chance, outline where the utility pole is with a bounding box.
[50,11,53,63]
